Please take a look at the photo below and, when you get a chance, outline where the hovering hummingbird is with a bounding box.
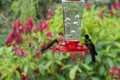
[84,34,97,63]
[40,39,59,54]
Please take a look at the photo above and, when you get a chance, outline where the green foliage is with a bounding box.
[11,0,38,22]
[48,7,63,36]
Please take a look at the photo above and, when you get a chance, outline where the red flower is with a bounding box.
[13,22,17,32]
[86,1,91,11]
[17,18,24,33]
[99,11,104,19]
[5,32,14,46]
[118,67,120,80]
[46,9,52,20]
[25,18,34,33]
[71,53,77,62]
[35,50,40,58]
[110,66,115,77]
[22,73,28,80]
[13,18,24,33]
[6,31,22,46]
[110,5,115,16]
[115,0,120,10]
[14,31,23,44]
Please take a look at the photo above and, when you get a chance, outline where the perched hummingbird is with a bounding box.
[40,39,59,54]
[84,34,97,63]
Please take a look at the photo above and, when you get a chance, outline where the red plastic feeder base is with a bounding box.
[51,41,88,53]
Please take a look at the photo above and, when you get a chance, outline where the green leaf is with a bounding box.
[69,65,79,80]
[99,65,105,76]
[81,63,91,71]
[85,55,91,64]
[24,65,28,73]
[91,77,100,80]
[45,61,53,71]
[107,58,113,67]
[39,64,45,76]
[114,42,120,48]
[56,74,66,80]
[6,46,13,53]
[62,65,72,70]
[15,70,21,79]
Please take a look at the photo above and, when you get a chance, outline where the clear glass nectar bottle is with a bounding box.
[62,0,85,41]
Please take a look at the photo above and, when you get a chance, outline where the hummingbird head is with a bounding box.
[84,34,89,39]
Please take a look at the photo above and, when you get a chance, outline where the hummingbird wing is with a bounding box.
[40,39,58,54]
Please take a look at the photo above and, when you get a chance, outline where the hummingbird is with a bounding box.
[84,34,97,63]
[40,39,59,54]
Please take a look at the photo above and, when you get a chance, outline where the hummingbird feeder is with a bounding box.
[51,0,88,53]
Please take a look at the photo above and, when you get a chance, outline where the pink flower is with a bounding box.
[79,53,83,60]
[13,45,18,52]
[20,48,24,55]
[86,1,91,11]
[110,66,115,77]
[110,5,115,16]
[13,45,20,56]
[25,18,34,33]
[14,48,22,56]
[15,47,24,56]
[14,46,28,57]
[46,31,53,37]
[24,51,28,57]
[99,11,104,19]
[58,34,64,42]
[46,9,52,20]
[118,67,120,80]
[22,73,28,80]
[28,42,34,48]
[32,26,38,33]
[71,53,77,62]
[39,20,49,33]
[115,0,120,10]
[35,50,40,58]
[41,42,46,49]
[5,32,14,46]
